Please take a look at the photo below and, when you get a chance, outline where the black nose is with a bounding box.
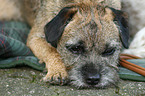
[81,63,101,85]
[85,74,100,85]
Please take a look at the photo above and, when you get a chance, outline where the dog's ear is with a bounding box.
[109,7,129,48]
[44,7,77,48]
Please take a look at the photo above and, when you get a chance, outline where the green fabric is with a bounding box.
[0,21,45,71]
[0,21,144,81]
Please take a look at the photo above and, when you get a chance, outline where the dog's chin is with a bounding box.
[69,75,119,89]
[68,66,119,89]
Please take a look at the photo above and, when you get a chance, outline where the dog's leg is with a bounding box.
[27,26,68,84]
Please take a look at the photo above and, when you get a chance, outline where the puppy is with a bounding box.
[0,0,129,88]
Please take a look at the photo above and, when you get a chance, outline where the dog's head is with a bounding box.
[44,3,129,88]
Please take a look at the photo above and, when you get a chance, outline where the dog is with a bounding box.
[0,0,129,88]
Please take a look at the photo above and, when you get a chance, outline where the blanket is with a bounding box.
[0,21,44,71]
[0,21,144,81]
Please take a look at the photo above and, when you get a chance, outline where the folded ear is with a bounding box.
[44,7,77,48]
[109,7,129,48]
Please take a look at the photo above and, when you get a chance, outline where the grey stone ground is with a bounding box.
[0,67,145,96]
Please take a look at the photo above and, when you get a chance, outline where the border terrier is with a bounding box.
[0,0,129,88]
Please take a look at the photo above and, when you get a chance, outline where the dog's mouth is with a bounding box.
[68,63,119,89]
[69,73,118,89]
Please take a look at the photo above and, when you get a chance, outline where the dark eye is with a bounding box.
[66,42,85,54]
[102,48,115,56]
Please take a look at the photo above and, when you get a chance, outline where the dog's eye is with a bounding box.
[66,43,85,54]
[102,48,115,56]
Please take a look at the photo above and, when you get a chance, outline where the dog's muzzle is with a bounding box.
[81,63,101,85]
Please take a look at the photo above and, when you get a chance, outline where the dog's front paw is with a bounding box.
[42,64,68,85]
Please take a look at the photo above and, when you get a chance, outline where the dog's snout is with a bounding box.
[81,63,101,85]
[85,74,100,85]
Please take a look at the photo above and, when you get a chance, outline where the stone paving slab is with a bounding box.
[0,67,145,96]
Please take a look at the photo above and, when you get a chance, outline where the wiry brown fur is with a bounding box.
[0,0,125,88]
[57,3,122,88]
